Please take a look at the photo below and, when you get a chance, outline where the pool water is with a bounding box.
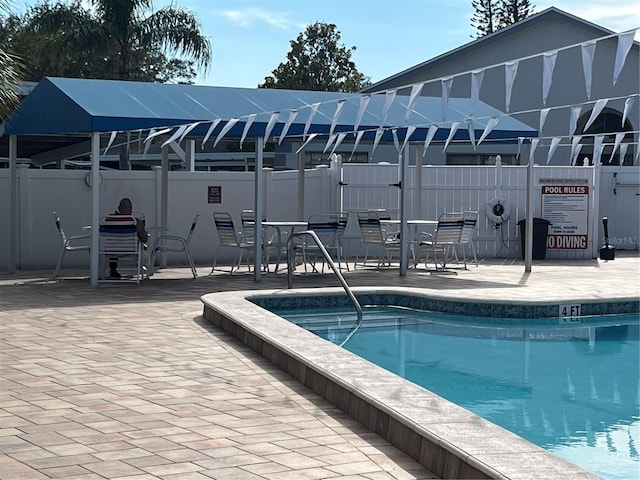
[277,306,640,480]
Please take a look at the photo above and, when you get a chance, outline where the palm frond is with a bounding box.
[0,49,23,118]
[142,7,212,71]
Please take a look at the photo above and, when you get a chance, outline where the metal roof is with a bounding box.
[3,77,536,144]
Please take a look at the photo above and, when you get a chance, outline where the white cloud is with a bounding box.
[219,7,305,31]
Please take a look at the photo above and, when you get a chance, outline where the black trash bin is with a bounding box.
[517,218,551,260]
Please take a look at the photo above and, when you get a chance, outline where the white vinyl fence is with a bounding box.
[1,162,637,272]
[339,162,626,261]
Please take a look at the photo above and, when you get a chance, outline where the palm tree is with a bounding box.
[32,0,211,81]
[0,0,23,118]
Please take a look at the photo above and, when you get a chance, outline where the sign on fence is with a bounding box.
[208,185,222,204]
[540,178,589,250]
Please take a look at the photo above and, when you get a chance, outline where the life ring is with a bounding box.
[486,196,511,224]
[84,171,103,188]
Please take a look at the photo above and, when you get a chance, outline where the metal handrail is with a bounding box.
[286,231,363,337]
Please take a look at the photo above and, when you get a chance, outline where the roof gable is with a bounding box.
[362,7,635,93]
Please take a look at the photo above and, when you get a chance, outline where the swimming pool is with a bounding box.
[202,288,639,479]
[275,306,640,480]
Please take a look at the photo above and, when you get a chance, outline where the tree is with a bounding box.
[471,0,497,37]
[0,0,24,119]
[496,0,534,29]
[259,22,370,92]
[6,0,211,82]
[471,0,534,37]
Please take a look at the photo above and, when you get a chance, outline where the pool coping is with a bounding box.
[201,287,615,480]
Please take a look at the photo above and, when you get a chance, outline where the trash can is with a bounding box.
[517,218,551,260]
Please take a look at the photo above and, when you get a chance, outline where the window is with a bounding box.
[577,109,635,166]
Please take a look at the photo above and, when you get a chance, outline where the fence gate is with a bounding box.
[340,163,400,254]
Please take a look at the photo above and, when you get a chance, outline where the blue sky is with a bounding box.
[14,0,640,87]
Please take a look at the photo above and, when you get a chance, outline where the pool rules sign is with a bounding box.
[540,178,589,250]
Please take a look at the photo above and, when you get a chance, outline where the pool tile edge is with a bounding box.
[201,288,603,480]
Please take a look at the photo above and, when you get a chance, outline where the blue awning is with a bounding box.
[4,77,536,143]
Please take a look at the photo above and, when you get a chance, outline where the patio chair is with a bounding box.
[211,212,253,274]
[457,210,479,268]
[98,215,145,283]
[416,212,465,273]
[368,208,399,241]
[355,211,400,268]
[240,209,278,272]
[53,211,91,278]
[299,214,342,273]
[149,213,199,278]
[336,212,350,271]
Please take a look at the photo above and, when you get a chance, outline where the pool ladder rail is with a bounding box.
[287,230,363,346]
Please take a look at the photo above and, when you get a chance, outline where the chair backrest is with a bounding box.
[99,215,139,252]
[307,214,339,247]
[367,208,391,220]
[214,212,239,247]
[461,211,478,243]
[53,212,67,244]
[240,210,258,241]
[185,214,200,245]
[434,212,465,245]
[357,211,385,244]
[336,212,348,241]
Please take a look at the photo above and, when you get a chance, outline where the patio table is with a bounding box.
[381,219,438,267]
[263,221,308,273]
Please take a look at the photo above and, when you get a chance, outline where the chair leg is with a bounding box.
[53,248,66,278]
[210,246,222,274]
[431,245,439,270]
[469,242,479,266]
[136,247,142,284]
[149,248,157,277]
[235,249,246,274]
[185,248,197,278]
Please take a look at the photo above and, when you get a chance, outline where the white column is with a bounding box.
[524,145,534,272]
[157,147,169,269]
[15,164,29,270]
[161,146,169,232]
[90,132,101,286]
[8,135,17,273]
[589,164,600,259]
[297,148,305,220]
[254,137,264,281]
[186,139,196,172]
[399,147,410,276]
[415,144,424,220]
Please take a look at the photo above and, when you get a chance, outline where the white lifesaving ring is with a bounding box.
[486,196,511,224]
[84,171,103,188]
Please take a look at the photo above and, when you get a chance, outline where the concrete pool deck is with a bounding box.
[1,253,638,479]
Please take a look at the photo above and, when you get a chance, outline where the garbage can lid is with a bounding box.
[517,218,551,225]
